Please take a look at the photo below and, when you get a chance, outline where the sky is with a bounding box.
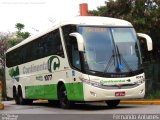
[0,0,106,35]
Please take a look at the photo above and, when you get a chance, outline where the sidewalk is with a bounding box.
[120,99,160,105]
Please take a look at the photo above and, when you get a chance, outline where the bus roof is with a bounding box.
[6,16,133,53]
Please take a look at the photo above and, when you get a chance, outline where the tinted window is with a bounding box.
[62,25,81,70]
[6,28,64,67]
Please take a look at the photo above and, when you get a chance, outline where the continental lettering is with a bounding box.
[100,79,128,85]
[23,62,48,74]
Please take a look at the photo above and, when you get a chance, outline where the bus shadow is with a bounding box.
[29,101,138,111]
[68,103,139,111]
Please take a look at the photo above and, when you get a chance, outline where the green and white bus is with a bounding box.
[5,16,152,108]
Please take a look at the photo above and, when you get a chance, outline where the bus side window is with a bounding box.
[47,29,64,58]
[61,25,83,70]
[70,36,81,70]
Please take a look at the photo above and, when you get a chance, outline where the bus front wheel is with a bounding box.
[105,100,120,108]
[58,84,71,109]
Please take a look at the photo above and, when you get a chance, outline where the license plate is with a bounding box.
[115,92,125,96]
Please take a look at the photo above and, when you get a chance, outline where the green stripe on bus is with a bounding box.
[25,84,58,100]
[25,83,84,101]
[66,82,84,101]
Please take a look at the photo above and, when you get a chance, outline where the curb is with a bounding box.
[34,100,48,103]
[120,100,160,105]
[0,103,4,110]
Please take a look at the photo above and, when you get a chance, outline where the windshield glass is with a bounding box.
[78,26,142,73]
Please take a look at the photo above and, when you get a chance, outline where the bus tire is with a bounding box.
[105,100,120,108]
[58,84,71,109]
[18,87,32,105]
[13,87,20,105]
[48,100,60,107]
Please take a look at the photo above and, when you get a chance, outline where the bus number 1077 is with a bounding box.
[44,74,52,81]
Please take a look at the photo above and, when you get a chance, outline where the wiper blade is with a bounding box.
[103,45,134,74]
[116,45,133,73]
[103,49,120,74]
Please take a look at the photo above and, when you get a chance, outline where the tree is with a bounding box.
[0,32,11,99]
[15,23,30,40]
[15,23,24,32]
[16,31,30,39]
[0,33,10,69]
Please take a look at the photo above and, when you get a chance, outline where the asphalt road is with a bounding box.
[1,100,160,120]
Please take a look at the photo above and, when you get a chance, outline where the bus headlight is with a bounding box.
[79,76,101,87]
[90,81,101,87]
[134,79,145,85]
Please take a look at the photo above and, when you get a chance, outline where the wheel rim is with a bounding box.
[60,87,66,106]
[59,85,69,108]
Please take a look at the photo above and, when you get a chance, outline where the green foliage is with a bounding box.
[16,31,30,39]
[15,23,24,32]
[7,38,19,47]
[15,23,29,39]
[15,23,30,40]
[147,90,160,99]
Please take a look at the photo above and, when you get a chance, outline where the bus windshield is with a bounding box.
[78,26,142,74]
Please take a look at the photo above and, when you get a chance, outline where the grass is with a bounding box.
[146,90,160,99]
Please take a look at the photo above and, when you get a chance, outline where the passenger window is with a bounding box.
[71,43,81,69]
[62,25,81,70]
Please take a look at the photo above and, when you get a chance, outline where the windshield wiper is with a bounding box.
[103,49,120,74]
[103,45,134,74]
[116,45,133,73]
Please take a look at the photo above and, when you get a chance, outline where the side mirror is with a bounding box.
[69,32,84,52]
[137,33,153,51]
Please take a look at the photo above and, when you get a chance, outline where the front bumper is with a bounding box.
[83,82,145,101]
